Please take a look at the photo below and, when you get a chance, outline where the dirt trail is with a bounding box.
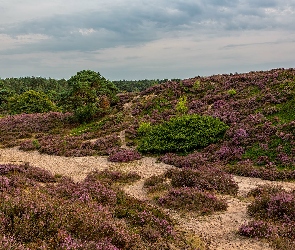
[1,147,295,249]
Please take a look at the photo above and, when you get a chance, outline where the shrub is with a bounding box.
[228,88,237,96]
[239,220,276,238]
[143,174,170,194]
[7,90,58,114]
[168,167,238,195]
[137,122,152,136]
[86,169,141,184]
[240,185,295,249]
[137,114,229,154]
[108,149,142,162]
[0,166,194,249]
[157,187,228,214]
[176,96,188,115]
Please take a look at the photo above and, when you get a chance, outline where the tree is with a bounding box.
[63,70,118,123]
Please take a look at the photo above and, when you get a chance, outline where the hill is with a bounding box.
[0,68,295,249]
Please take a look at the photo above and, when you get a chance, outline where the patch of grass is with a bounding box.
[267,97,295,123]
[243,136,294,169]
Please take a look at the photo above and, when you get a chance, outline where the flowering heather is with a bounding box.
[0,165,192,249]
[159,152,208,168]
[91,133,121,154]
[239,184,295,249]
[157,187,228,214]
[239,220,277,239]
[225,161,295,181]
[168,167,238,195]
[0,112,72,134]
[0,163,55,183]
[0,235,28,250]
[108,149,142,162]
[86,169,141,185]
[143,174,170,194]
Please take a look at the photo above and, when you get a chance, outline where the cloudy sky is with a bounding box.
[0,0,295,80]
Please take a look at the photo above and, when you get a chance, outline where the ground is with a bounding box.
[2,147,295,249]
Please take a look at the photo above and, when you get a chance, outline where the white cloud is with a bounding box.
[0,0,294,79]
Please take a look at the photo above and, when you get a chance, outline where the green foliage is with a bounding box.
[113,79,167,92]
[269,97,295,123]
[176,96,188,116]
[228,88,237,96]
[137,122,152,136]
[137,114,229,154]
[140,96,172,115]
[243,136,293,169]
[0,77,68,101]
[7,90,58,115]
[63,70,119,123]
[193,80,200,90]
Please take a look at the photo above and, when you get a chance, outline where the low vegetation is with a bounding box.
[0,68,295,248]
[239,184,295,249]
[0,163,195,249]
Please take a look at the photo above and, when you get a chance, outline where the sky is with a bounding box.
[0,0,295,80]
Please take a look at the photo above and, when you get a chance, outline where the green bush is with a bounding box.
[137,122,152,136]
[176,96,188,116]
[7,90,58,114]
[137,114,229,154]
[228,88,237,96]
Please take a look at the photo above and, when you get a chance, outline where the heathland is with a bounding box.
[0,68,295,249]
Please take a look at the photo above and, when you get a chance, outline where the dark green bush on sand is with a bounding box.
[137,114,229,154]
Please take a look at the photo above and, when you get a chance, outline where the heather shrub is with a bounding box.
[92,133,121,154]
[19,139,40,151]
[86,169,141,185]
[143,174,170,194]
[168,167,238,195]
[240,185,295,249]
[108,149,142,162]
[225,161,295,181]
[137,114,229,154]
[157,187,228,214]
[47,176,117,205]
[0,235,28,250]
[0,165,193,249]
[239,220,276,238]
[0,163,56,183]
[247,184,284,198]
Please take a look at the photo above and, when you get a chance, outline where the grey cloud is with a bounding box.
[0,0,294,55]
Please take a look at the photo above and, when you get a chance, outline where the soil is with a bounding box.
[1,147,295,250]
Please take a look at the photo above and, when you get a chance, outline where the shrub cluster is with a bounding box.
[168,167,238,195]
[144,166,237,214]
[225,160,295,181]
[19,133,121,157]
[157,187,228,214]
[85,169,141,185]
[0,164,194,249]
[7,90,58,115]
[108,149,142,162]
[239,184,295,249]
[137,114,228,154]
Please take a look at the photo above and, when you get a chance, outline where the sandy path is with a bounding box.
[1,147,295,249]
[0,147,172,182]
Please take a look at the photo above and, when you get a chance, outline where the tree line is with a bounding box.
[0,70,177,122]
